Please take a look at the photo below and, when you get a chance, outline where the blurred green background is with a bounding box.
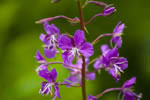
[0,0,149,100]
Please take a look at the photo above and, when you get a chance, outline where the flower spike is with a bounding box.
[35,0,142,100]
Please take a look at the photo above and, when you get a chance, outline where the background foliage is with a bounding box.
[0,0,149,99]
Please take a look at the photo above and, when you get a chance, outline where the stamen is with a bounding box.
[115,61,128,65]
[46,35,57,50]
[39,83,54,95]
[35,66,40,72]
[114,64,124,75]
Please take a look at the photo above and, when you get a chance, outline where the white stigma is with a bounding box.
[70,47,80,57]
[50,35,57,44]
[47,35,57,50]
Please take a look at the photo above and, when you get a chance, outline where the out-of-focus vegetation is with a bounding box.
[0,0,149,100]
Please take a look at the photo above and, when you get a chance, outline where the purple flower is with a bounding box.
[94,44,128,82]
[111,21,125,48]
[40,22,61,58]
[35,50,47,72]
[121,77,142,100]
[102,7,115,16]
[39,68,60,99]
[65,57,95,85]
[88,95,97,100]
[59,30,94,64]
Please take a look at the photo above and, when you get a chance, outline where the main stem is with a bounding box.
[77,0,86,100]
[78,0,85,30]
[81,55,86,100]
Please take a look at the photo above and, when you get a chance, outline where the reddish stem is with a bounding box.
[85,13,103,25]
[46,61,81,70]
[96,88,122,98]
[77,0,87,100]
[81,55,86,100]
[92,33,112,45]
[36,15,80,24]
[78,0,85,31]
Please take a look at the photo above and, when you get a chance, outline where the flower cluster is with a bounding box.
[92,22,127,82]
[35,0,142,100]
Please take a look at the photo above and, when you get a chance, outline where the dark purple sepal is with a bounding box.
[111,21,125,48]
[44,47,57,58]
[122,77,136,89]
[35,50,46,64]
[88,95,97,100]
[123,91,136,100]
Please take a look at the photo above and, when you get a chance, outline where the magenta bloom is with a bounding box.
[64,57,95,85]
[111,21,125,48]
[39,68,60,100]
[35,50,47,72]
[88,95,97,100]
[59,30,94,64]
[40,22,61,58]
[121,77,142,100]
[94,44,128,82]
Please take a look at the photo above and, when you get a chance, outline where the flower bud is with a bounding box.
[51,0,61,3]
[103,7,116,16]
[68,17,80,24]
[88,1,107,7]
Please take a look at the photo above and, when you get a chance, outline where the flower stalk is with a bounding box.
[36,15,80,24]
[77,0,87,100]
[92,33,112,45]
[85,13,103,25]
[46,61,81,70]
[96,88,122,98]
